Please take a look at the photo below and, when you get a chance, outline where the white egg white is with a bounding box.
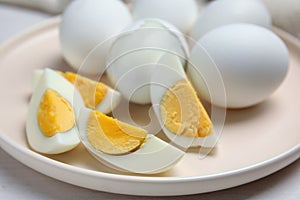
[26,68,85,154]
[32,69,122,114]
[131,0,199,33]
[187,24,289,108]
[77,107,185,174]
[106,18,189,104]
[151,54,218,149]
[60,0,132,74]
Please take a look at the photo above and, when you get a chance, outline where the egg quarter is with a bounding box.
[26,68,85,154]
[85,109,147,155]
[33,69,122,114]
[151,54,216,149]
[77,107,185,174]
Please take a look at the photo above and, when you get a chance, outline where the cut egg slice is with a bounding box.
[33,69,121,114]
[77,107,184,174]
[26,68,85,154]
[151,54,217,148]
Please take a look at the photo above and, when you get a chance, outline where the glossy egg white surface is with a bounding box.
[77,107,185,174]
[106,18,189,104]
[60,0,132,75]
[190,0,271,42]
[131,0,199,33]
[26,68,85,154]
[187,24,289,108]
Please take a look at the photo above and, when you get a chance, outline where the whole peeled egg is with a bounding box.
[60,0,132,75]
[187,24,289,108]
[131,0,199,33]
[190,0,271,42]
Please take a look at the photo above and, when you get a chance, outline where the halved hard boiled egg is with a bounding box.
[33,69,121,114]
[77,107,184,174]
[26,68,85,154]
[151,54,216,148]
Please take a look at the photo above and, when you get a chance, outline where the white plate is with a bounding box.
[0,18,299,196]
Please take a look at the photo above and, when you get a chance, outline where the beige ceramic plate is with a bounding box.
[0,18,299,196]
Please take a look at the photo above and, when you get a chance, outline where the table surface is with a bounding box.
[0,4,299,200]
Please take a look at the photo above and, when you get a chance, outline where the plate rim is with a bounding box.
[0,17,300,196]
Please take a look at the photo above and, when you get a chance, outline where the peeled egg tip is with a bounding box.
[86,110,147,155]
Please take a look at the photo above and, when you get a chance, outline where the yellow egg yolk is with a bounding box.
[160,79,212,138]
[87,110,147,155]
[59,72,108,109]
[37,89,75,137]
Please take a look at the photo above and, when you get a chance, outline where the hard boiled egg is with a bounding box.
[106,18,189,104]
[131,0,199,33]
[26,68,85,154]
[77,107,184,174]
[33,69,121,114]
[60,0,132,75]
[187,24,289,108]
[151,53,216,148]
[190,0,271,42]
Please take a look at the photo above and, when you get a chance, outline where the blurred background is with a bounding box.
[0,0,299,40]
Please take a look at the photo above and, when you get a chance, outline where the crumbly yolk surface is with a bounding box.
[87,110,147,155]
[60,72,108,109]
[160,79,212,138]
[37,89,75,137]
